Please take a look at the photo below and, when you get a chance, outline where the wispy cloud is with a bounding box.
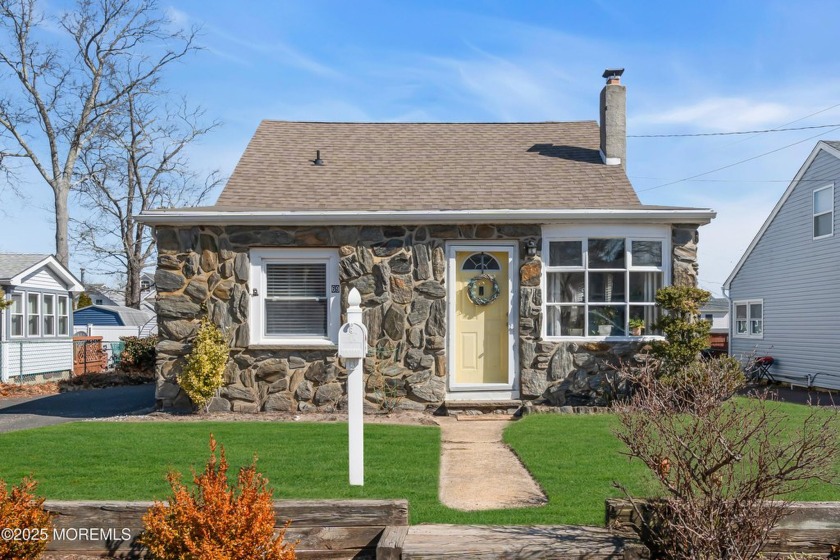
[634,97,794,131]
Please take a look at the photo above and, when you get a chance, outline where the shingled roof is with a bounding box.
[214,121,642,211]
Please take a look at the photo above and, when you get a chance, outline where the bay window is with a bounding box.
[544,234,666,338]
[249,249,340,345]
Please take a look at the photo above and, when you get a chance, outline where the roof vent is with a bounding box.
[312,150,324,166]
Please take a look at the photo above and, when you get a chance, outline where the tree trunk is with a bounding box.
[125,260,141,309]
[54,182,70,267]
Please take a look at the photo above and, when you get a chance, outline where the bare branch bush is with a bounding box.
[613,357,839,560]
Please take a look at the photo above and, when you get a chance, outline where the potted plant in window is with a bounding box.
[629,318,645,337]
[595,308,617,336]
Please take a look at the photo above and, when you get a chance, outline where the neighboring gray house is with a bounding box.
[725,140,840,390]
[140,70,716,412]
[82,272,156,315]
[0,253,84,382]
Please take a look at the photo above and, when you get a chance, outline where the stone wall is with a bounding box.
[154,223,701,412]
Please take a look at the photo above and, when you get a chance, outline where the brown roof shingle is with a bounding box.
[215,121,641,211]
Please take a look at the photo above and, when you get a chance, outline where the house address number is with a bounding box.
[331,285,340,293]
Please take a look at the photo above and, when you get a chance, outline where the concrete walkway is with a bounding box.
[436,416,547,511]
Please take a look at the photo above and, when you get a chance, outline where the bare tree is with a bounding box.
[0,0,196,266]
[613,358,838,559]
[74,91,221,308]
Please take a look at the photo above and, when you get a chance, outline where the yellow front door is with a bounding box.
[454,250,510,385]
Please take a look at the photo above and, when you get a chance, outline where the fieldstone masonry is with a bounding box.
[154,223,700,412]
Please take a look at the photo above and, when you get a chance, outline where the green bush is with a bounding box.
[179,318,229,411]
[651,286,711,376]
[76,292,93,309]
[119,335,158,372]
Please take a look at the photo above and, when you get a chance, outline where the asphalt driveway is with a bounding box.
[0,384,155,433]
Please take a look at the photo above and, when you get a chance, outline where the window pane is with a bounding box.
[736,320,747,334]
[589,272,625,302]
[629,271,662,302]
[814,188,833,214]
[28,293,39,336]
[749,303,762,319]
[588,239,625,268]
[266,264,326,298]
[12,316,23,337]
[629,305,661,335]
[58,296,68,315]
[546,305,585,337]
[43,294,54,314]
[814,213,832,237]
[750,320,762,335]
[631,241,662,267]
[11,293,22,313]
[588,305,625,336]
[549,241,582,267]
[44,315,55,336]
[58,316,69,336]
[546,272,584,303]
[463,253,500,271]
[735,304,747,319]
[265,300,327,336]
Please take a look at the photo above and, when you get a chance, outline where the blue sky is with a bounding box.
[4,0,840,295]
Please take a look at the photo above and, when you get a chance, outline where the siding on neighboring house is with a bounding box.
[73,307,123,327]
[729,149,840,388]
[20,268,68,291]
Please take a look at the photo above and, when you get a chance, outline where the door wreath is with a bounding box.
[467,274,500,306]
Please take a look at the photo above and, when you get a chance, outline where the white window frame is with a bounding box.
[541,224,671,341]
[249,248,340,347]
[813,184,834,240]
[57,295,70,337]
[733,299,763,339]
[42,293,56,337]
[27,292,40,337]
[9,292,24,338]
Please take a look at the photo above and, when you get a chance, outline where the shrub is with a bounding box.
[179,318,229,411]
[651,286,711,375]
[614,358,839,559]
[76,292,93,309]
[140,435,296,560]
[0,477,53,560]
[119,335,158,372]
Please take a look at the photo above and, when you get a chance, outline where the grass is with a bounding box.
[0,399,836,526]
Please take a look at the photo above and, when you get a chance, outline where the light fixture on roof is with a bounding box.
[312,150,324,166]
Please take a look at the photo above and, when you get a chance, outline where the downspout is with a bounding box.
[722,285,733,359]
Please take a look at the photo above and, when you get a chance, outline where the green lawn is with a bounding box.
[0,400,836,526]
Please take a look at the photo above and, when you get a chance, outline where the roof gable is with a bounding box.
[214,121,641,212]
[0,253,83,292]
[724,141,840,289]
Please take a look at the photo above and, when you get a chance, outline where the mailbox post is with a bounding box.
[338,288,367,486]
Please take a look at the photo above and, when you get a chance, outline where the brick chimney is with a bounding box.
[599,68,626,169]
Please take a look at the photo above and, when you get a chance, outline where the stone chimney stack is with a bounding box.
[599,68,626,169]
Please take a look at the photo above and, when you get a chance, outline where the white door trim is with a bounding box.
[445,241,519,399]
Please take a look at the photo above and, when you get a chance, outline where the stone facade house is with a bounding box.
[140,70,715,412]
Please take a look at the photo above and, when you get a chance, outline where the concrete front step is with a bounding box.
[395,524,639,559]
[441,400,524,417]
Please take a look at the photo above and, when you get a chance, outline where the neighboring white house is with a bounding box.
[699,297,729,334]
[725,140,840,390]
[82,272,156,315]
[0,253,84,382]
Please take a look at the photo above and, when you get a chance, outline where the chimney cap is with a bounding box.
[602,68,625,80]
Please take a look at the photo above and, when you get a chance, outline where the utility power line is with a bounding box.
[629,123,840,138]
[637,126,840,192]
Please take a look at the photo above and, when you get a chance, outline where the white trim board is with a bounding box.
[138,207,716,226]
[5,255,83,292]
[445,241,519,399]
[724,141,840,289]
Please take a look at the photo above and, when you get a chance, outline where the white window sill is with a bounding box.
[542,335,665,343]
[249,340,337,350]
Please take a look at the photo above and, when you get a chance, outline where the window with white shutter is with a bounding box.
[249,249,340,346]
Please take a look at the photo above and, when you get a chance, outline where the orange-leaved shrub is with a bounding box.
[139,435,296,560]
[0,477,52,560]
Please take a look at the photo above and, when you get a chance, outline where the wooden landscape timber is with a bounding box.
[42,499,408,559]
[605,499,840,556]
